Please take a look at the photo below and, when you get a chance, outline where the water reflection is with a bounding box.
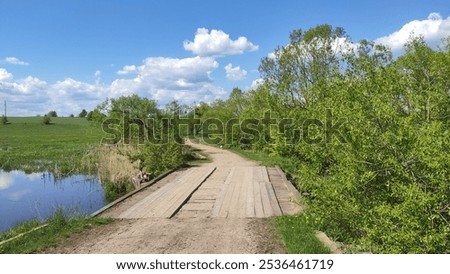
[0,170,107,233]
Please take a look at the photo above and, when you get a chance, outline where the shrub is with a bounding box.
[103,177,135,202]
[130,138,184,175]
[42,115,52,125]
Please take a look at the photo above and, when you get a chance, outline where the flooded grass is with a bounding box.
[0,117,136,231]
[0,117,104,175]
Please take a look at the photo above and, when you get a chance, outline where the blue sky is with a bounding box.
[1,0,449,116]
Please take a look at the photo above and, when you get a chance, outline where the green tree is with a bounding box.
[95,95,160,144]
[47,111,58,117]
[259,24,348,109]
[78,109,88,118]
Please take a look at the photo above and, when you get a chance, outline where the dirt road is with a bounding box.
[45,141,299,253]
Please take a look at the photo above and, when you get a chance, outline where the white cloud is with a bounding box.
[5,57,29,66]
[0,68,13,81]
[117,65,137,75]
[224,63,247,81]
[53,78,98,95]
[267,51,277,60]
[1,54,226,116]
[138,56,218,82]
[11,76,47,94]
[0,27,262,116]
[110,56,224,103]
[184,28,259,56]
[94,70,101,84]
[8,189,31,201]
[0,174,14,190]
[1,73,47,96]
[45,79,107,116]
[375,13,450,51]
[250,78,264,90]
[0,70,107,116]
[332,37,357,55]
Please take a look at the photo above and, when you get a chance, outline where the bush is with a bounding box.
[130,138,185,175]
[103,177,135,202]
[42,115,52,125]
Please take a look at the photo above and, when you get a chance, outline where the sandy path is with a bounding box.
[44,140,285,254]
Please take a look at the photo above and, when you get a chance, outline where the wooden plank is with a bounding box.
[211,167,235,217]
[253,169,264,218]
[164,167,215,218]
[236,167,251,218]
[181,202,214,211]
[138,169,200,218]
[119,167,215,219]
[152,170,201,217]
[265,180,282,216]
[245,167,255,218]
[268,166,302,216]
[224,167,245,218]
[261,166,270,182]
[252,166,263,182]
[275,165,299,195]
[152,167,214,218]
[259,180,274,217]
[119,177,177,218]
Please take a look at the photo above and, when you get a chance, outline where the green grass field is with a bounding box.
[0,117,104,174]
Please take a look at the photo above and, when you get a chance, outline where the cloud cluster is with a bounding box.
[0,68,13,81]
[112,56,224,102]
[1,28,257,116]
[117,65,137,75]
[184,28,259,56]
[4,57,29,66]
[0,68,107,116]
[375,13,450,51]
[111,29,257,103]
[5,12,447,117]
[224,64,247,81]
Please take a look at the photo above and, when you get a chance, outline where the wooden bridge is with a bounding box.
[101,163,301,220]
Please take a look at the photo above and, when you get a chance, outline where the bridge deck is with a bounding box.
[113,165,300,219]
[119,167,215,218]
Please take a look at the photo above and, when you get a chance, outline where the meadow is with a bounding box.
[0,117,104,174]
